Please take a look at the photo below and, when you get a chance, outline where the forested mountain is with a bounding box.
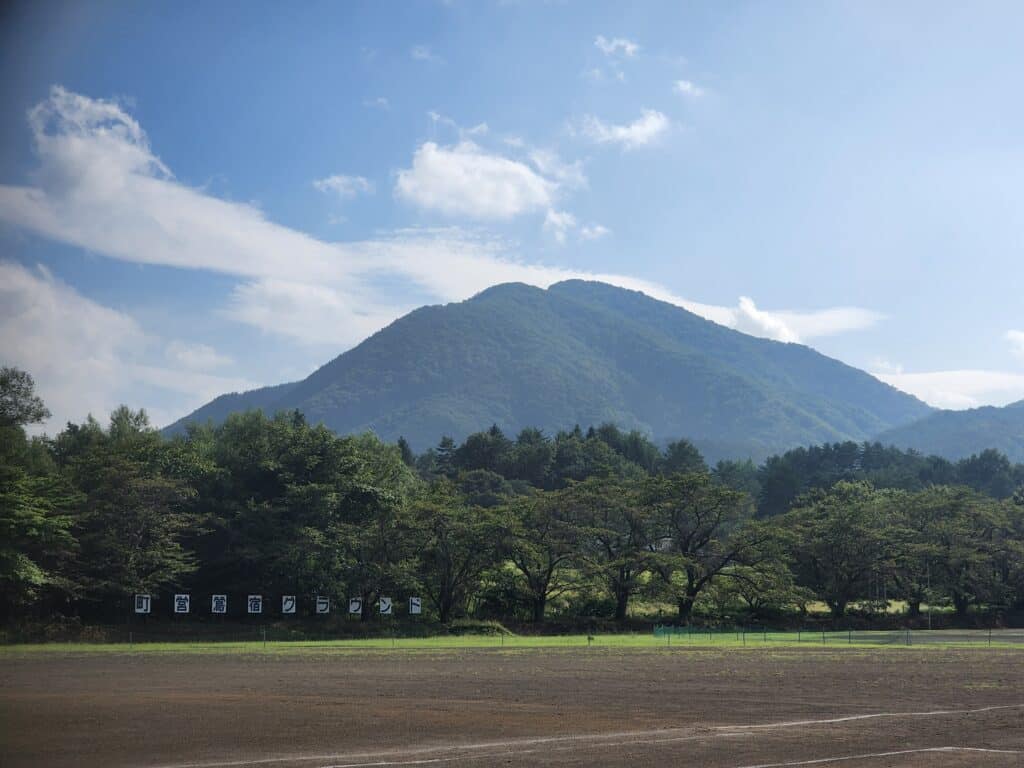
[876,400,1024,462]
[166,280,931,461]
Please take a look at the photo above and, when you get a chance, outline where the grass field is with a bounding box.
[3,628,1023,654]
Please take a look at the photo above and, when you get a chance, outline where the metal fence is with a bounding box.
[652,626,1024,646]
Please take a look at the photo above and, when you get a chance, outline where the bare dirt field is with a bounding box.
[1,646,1022,767]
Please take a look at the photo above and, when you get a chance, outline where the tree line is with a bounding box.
[2,366,1023,628]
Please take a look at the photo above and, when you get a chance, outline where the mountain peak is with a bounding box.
[166,283,931,461]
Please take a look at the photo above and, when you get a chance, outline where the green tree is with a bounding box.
[562,477,650,621]
[660,439,707,475]
[643,473,771,622]
[501,490,580,622]
[0,369,76,619]
[0,367,50,429]
[783,481,901,618]
[411,482,499,623]
[63,409,197,608]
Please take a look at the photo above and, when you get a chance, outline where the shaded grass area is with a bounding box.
[3,630,1023,655]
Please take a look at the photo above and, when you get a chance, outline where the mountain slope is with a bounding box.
[166,280,931,460]
[875,400,1024,462]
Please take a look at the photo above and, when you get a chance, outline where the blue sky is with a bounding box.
[1,1,1023,431]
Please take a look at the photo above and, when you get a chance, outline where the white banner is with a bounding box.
[316,596,330,614]
[247,595,263,614]
[379,596,393,615]
[134,594,151,614]
[173,594,190,614]
[348,597,362,615]
[211,594,227,614]
[281,595,296,614]
[409,597,422,615]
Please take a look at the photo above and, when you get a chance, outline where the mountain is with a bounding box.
[166,280,932,461]
[874,400,1024,462]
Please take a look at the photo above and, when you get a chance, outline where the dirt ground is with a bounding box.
[1,646,1022,767]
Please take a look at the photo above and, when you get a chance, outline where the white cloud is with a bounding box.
[872,369,1024,410]
[0,261,254,432]
[0,87,344,284]
[528,148,587,190]
[364,96,390,110]
[165,340,233,370]
[224,277,404,348]
[0,86,885,427]
[411,45,439,62]
[579,224,611,241]
[312,174,374,199]
[1007,330,1024,361]
[395,141,556,219]
[543,209,577,244]
[869,357,903,375]
[580,109,671,150]
[674,79,705,98]
[773,306,884,340]
[594,35,639,57]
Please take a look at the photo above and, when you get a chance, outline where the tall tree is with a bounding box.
[411,481,499,623]
[562,476,651,621]
[0,368,76,620]
[501,490,580,622]
[644,472,772,621]
[783,482,901,618]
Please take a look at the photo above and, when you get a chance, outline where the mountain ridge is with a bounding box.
[166,280,932,461]
[875,399,1024,462]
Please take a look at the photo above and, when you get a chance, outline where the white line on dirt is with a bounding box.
[148,703,1024,768]
[733,745,1024,768]
[720,703,1022,730]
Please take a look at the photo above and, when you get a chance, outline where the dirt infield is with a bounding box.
[1,646,1022,767]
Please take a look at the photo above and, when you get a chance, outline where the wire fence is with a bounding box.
[5,625,1024,650]
[652,626,1024,647]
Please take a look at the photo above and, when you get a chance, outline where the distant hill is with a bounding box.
[875,400,1024,462]
[165,280,932,461]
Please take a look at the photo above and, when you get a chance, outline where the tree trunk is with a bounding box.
[677,596,695,623]
[907,599,921,617]
[532,593,547,623]
[952,593,970,618]
[829,599,847,618]
[614,588,629,622]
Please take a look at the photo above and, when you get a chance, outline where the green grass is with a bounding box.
[2,630,1022,655]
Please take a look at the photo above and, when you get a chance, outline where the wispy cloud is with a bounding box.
[1007,329,1024,361]
[872,368,1024,410]
[411,45,440,62]
[313,174,374,199]
[579,223,610,241]
[543,209,576,244]
[674,79,705,98]
[0,261,253,431]
[594,35,639,57]
[363,96,390,110]
[165,340,233,370]
[580,109,671,150]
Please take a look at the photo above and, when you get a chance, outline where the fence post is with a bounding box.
[262,626,267,650]
[798,628,801,643]
[821,630,825,645]
[848,629,852,645]
[129,631,133,649]
[989,628,992,647]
